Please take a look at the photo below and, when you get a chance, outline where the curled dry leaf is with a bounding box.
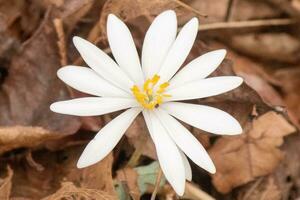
[209,111,296,193]
[0,126,63,154]
[0,166,13,200]
[0,0,98,154]
[8,146,117,199]
[41,182,115,200]
[230,0,281,21]
[226,47,284,106]
[237,175,282,200]
[273,67,300,128]
[228,33,300,64]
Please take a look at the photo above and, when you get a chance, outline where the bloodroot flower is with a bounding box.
[50,10,243,195]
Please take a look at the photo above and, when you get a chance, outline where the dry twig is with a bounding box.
[53,18,67,66]
[184,182,215,200]
[199,18,297,31]
[151,167,163,200]
[173,0,207,18]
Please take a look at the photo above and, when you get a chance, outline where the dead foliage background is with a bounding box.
[0,0,299,199]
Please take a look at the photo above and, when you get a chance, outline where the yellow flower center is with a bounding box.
[131,74,171,110]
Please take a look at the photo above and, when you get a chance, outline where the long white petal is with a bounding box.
[180,151,192,181]
[169,50,227,88]
[161,102,242,135]
[107,14,144,85]
[166,76,243,101]
[141,10,177,78]
[73,36,133,92]
[155,109,216,173]
[50,97,138,116]
[143,110,185,195]
[77,108,141,168]
[158,18,198,83]
[57,66,130,97]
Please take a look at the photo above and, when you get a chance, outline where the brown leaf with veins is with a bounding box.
[0,126,64,154]
[0,166,13,200]
[237,175,282,200]
[8,146,117,199]
[209,111,296,193]
[0,0,98,154]
[41,182,115,200]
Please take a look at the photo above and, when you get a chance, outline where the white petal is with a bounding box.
[180,151,192,181]
[155,109,216,173]
[50,97,138,116]
[161,102,242,135]
[77,108,141,168]
[169,49,227,88]
[107,14,144,85]
[73,36,133,92]
[143,110,185,195]
[142,10,177,78]
[158,18,198,83]
[166,76,243,101]
[57,66,130,97]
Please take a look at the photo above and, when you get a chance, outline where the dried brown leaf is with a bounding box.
[228,33,300,64]
[0,0,99,153]
[226,48,284,106]
[0,166,13,200]
[126,116,156,159]
[8,146,117,199]
[230,0,281,21]
[237,175,282,200]
[0,126,63,154]
[41,182,115,200]
[273,67,300,128]
[209,111,296,193]
[116,167,140,200]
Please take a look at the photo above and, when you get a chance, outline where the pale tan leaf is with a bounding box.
[209,111,296,193]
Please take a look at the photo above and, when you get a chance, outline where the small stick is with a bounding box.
[25,150,45,172]
[198,18,296,31]
[151,167,163,200]
[53,18,67,66]
[184,182,215,200]
[126,132,148,167]
[173,0,207,18]
[225,0,235,21]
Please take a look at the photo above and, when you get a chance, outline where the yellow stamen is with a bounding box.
[131,74,171,110]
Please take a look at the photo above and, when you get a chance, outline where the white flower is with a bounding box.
[50,10,243,195]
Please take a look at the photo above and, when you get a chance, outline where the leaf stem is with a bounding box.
[151,167,163,200]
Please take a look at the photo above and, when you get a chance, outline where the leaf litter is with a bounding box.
[0,0,299,199]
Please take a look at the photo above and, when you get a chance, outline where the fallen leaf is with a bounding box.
[0,126,64,154]
[230,0,281,21]
[237,175,282,200]
[126,115,156,159]
[226,47,285,106]
[116,167,140,200]
[273,67,300,128]
[0,0,97,154]
[228,33,300,64]
[209,111,296,193]
[0,166,13,200]
[8,146,117,199]
[41,182,115,200]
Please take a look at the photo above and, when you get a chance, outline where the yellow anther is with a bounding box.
[151,75,160,85]
[131,74,171,110]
